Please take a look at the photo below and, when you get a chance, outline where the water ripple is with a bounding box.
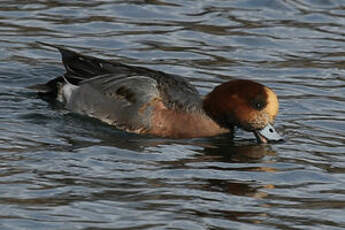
[0,0,345,229]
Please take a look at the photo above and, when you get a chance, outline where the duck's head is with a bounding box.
[203,79,282,143]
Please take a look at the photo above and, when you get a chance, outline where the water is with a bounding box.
[1,0,345,229]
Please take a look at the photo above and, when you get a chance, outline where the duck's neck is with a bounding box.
[202,93,232,130]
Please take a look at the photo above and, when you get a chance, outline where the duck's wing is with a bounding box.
[34,42,203,112]
[66,74,161,133]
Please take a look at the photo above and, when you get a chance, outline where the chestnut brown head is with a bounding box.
[203,79,281,143]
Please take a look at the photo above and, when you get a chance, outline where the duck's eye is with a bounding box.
[251,97,266,110]
[255,102,264,110]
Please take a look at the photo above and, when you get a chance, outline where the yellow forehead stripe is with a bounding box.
[264,87,279,121]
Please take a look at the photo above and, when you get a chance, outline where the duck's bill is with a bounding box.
[254,123,283,144]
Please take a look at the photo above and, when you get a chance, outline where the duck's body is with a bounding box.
[31,42,282,143]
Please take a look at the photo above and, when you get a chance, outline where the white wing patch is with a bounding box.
[61,83,79,103]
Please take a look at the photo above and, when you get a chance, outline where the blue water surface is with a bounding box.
[0,0,345,229]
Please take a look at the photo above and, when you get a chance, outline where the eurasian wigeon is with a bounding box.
[30,42,282,143]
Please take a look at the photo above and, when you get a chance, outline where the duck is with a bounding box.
[30,42,282,143]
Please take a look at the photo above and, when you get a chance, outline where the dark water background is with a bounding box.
[1,0,345,229]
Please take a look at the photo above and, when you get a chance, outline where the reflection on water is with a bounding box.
[1,0,345,229]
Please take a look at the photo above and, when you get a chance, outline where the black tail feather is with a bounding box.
[30,42,161,98]
[37,41,112,79]
[29,42,115,97]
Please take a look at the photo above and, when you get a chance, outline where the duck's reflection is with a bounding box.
[55,115,278,161]
[196,136,277,162]
[37,120,279,223]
